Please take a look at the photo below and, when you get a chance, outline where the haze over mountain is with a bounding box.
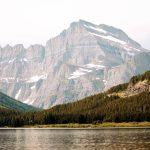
[0,20,150,108]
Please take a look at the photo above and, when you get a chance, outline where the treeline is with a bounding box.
[107,83,128,94]
[130,70,150,84]
[107,70,150,94]
[0,92,150,127]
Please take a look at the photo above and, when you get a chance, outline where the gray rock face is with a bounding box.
[0,20,150,108]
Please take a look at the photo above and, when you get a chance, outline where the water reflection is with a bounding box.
[0,128,150,150]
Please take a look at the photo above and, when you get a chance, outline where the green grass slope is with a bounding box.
[0,91,39,112]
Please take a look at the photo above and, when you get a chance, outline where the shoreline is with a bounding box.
[1,122,150,129]
[0,127,150,130]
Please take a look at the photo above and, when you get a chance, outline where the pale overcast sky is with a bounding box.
[0,0,150,49]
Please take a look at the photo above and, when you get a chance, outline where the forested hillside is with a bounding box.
[0,70,150,127]
[0,92,39,112]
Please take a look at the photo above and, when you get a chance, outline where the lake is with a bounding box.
[0,128,150,150]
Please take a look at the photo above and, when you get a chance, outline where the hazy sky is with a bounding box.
[0,0,150,49]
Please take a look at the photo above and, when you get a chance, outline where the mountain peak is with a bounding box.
[1,19,150,108]
[78,19,119,31]
[79,19,95,25]
[75,20,141,48]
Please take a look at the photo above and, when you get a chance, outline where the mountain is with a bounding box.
[1,70,150,127]
[34,70,150,124]
[0,19,150,108]
[0,91,39,112]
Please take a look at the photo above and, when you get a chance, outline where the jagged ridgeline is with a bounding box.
[1,20,150,108]
[0,70,150,127]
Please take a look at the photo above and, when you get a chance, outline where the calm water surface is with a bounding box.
[0,128,150,150]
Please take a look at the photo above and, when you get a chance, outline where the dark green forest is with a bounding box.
[130,70,150,84]
[0,70,150,127]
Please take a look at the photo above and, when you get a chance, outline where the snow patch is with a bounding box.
[103,80,107,86]
[68,66,95,79]
[24,99,35,105]
[123,47,135,56]
[85,63,105,69]
[27,74,47,83]
[16,78,19,82]
[20,58,28,62]
[8,58,15,63]
[68,62,105,80]
[23,58,28,62]
[15,89,21,99]
[68,70,86,79]
[79,68,92,72]
[71,70,85,76]
[68,68,93,79]
[31,85,36,90]
[68,76,80,80]
[90,32,126,45]
[23,99,30,104]
[96,77,100,80]
[29,100,35,105]
[111,65,120,69]
[83,24,107,34]
[0,77,15,83]
[98,60,103,63]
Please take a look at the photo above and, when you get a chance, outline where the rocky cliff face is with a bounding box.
[124,80,150,97]
[0,20,150,108]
